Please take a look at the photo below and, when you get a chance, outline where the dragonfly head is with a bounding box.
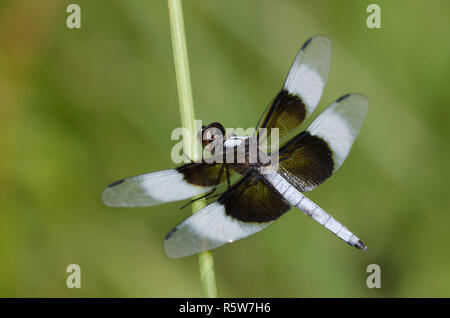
[198,122,225,152]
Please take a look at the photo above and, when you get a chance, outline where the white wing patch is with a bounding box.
[164,202,272,259]
[284,35,332,116]
[307,94,370,171]
[102,169,213,207]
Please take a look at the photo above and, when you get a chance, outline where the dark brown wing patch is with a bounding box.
[257,89,307,142]
[218,172,291,223]
[177,162,231,187]
[278,131,334,192]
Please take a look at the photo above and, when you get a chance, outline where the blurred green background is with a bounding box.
[1,0,450,297]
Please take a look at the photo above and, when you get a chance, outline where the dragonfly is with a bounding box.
[102,35,370,259]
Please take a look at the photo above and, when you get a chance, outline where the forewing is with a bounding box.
[257,35,332,142]
[102,163,230,207]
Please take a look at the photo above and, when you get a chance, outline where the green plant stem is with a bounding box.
[167,0,218,298]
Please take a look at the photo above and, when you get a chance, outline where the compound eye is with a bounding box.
[209,122,225,136]
[200,122,225,150]
[202,127,222,149]
[201,129,212,148]
[205,129,213,140]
